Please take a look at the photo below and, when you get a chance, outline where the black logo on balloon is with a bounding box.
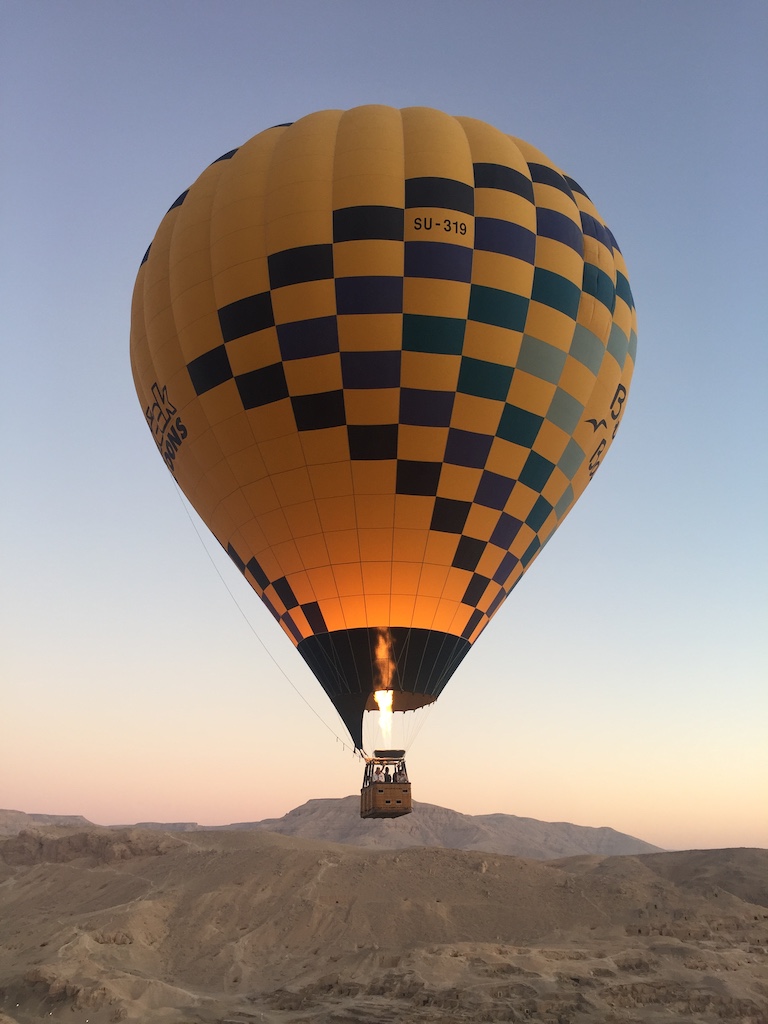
[588,384,627,478]
[145,382,187,472]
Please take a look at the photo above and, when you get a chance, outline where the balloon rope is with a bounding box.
[171,481,361,759]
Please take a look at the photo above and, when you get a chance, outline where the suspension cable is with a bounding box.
[170,480,361,759]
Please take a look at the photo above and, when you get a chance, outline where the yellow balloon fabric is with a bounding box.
[130,106,636,748]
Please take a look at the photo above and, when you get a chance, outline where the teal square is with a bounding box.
[521,536,540,567]
[628,328,638,365]
[555,484,574,519]
[531,268,581,319]
[519,450,555,491]
[457,357,513,401]
[582,263,616,313]
[616,270,634,310]
[403,314,465,354]
[558,438,585,480]
[518,334,567,385]
[607,322,629,370]
[527,495,553,531]
[468,285,528,331]
[497,404,543,447]
[547,387,584,433]
[569,324,604,374]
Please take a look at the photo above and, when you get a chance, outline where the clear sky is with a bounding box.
[2,1,766,852]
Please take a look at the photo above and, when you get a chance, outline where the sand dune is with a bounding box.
[0,822,766,1023]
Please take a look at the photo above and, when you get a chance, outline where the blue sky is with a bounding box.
[2,1,766,850]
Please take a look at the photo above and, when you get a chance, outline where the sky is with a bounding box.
[2,1,766,852]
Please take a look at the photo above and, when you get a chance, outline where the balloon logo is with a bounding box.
[131,106,636,750]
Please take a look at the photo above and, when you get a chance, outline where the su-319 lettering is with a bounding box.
[413,216,468,235]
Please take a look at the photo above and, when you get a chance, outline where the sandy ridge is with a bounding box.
[0,800,662,860]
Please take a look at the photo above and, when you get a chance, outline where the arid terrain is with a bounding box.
[0,811,765,1023]
[0,799,663,860]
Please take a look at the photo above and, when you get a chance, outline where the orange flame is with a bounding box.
[373,628,395,689]
[374,687,394,740]
[373,629,395,739]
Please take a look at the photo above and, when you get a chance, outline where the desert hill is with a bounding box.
[226,796,662,858]
[0,810,93,835]
[0,824,765,1023]
[0,799,662,860]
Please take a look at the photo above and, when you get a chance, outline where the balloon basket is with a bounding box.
[360,749,412,819]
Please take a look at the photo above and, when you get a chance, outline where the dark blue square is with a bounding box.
[269,244,334,288]
[473,163,535,202]
[493,550,519,583]
[348,424,398,460]
[246,557,270,589]
[188,345,233,395]
[227,542,246,573]
[281,612,303,643]
[461,607,484,640]
[405,177,474,214]
[302,601,328,634]
[278,316,338,360]
[342,350,401,389]
[333,205,404,242]
[444,428,493,469]
[218,291,274,342]
[405,241,473,282]
[475,218,536,262]
[291,390,346,431]
[273,576,299,609]
[236,362,288,409]
[452,536,486,571]
[430,497,471,534]
[400,388,454,426]
[490,513,523,549]
[396,460,442,495]
[486,588,506,616]
[475,471,515,510]
[529,163,571,194]
[336,276,403,314]
[536,208,584,254]
[462,574,491,606]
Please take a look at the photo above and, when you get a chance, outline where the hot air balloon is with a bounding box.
[130,106,636,815]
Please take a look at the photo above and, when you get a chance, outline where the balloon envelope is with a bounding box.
[130,106,636,749]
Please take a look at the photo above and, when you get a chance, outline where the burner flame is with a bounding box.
[374,688,393,740]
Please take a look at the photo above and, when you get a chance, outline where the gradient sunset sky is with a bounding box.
[2,1,766,852]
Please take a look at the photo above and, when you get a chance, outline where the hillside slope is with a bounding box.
[234,795,663,858]
[0,827,765,1023]
[0,798,662,860]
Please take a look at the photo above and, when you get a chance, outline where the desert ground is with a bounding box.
[0,816,766,1023]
